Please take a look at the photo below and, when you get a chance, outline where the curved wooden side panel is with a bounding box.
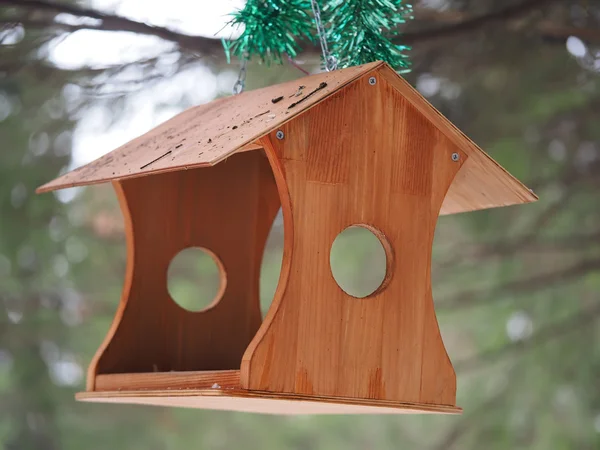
[87,151,280,389]
[242,68,466,406]
[417,132,468,405]
[241,137,294,389]
[86,181,135,390]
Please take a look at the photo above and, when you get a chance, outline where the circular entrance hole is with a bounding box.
[330,225,390,298]
[167,247,226,312]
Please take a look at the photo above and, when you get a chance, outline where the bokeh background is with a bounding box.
[2,0,600,449]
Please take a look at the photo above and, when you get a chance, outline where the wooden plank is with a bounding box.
[77,389,462,415]
[241,71,462,406]
[95,370,240,391]
[377,65,538,214]
[88,151,280,387]
[36,62,383,193]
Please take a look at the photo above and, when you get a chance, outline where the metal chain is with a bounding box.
[233,1,335,93]
[310,0,337,71]
[233,56,248,95]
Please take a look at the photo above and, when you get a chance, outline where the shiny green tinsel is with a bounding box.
[324,0,413,72]
[226,0,315,65]
[224,0,413,72]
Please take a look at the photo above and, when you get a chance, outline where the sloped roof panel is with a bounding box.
[37,61,383,193]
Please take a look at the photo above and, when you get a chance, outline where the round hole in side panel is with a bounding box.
[167,247,226,312]
[330,225,390,298]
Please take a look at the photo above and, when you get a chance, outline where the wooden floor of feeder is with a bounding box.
[77,371,462,415]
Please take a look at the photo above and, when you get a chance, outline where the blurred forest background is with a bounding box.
[1,0,600,449]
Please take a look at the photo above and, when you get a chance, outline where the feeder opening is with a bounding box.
[167,247,227,313]
[330,225,390,298]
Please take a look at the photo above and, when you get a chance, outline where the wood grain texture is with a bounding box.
[77,388,462,415]
[377,66,537,214]
[88,151,280,389]
[241,69,464,407]
[95,370,240,391]
[37,62,382,193]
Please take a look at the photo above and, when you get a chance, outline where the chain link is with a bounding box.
[233,1,335,94]
[233,56,248,95]
[310,0,337,71]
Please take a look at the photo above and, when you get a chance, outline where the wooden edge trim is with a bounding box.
[35,161,211,194]
[419,149,467,402]
[94,370,241,391]
[35,142,265,194]
[85,181,135,391]
[76,389,462,415]
[239,135,294,388]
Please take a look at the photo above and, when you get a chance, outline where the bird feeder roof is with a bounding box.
[37,61,536,215]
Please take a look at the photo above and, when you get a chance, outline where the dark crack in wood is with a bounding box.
[288,82,327,109]
[253,110,271,118]
[140,150,172,169]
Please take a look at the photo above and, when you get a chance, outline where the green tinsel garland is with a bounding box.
[225,0,413,72]
[324,0,413,72]
[225,0,315,65]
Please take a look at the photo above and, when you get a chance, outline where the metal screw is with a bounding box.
[451,152,460,162]
[276,130,285,140]
[368,77,377,85]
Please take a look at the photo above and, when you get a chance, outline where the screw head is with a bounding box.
[368,77,377,85]
[276,130,285,140]
[451,152,460,162]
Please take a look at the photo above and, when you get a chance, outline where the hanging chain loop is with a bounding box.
[310,0,337,71]
[233,1,336,93]
[233,55,248,95]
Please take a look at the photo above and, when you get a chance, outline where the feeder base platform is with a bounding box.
[77,371,462,415]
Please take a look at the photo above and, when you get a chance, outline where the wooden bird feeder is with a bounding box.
[38,61,536,415]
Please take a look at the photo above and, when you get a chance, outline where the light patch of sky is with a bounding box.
[69,66,219,168]
[49,0,244,195]
[566,36,587,58]
[51,0,244,70]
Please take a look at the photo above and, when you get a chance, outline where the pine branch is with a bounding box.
[401,0,553,44]
[0,0,591,62]
[0,0,223,55]
[438,231,600,265]
[454,302,600,373]
[431,382,511,450]
[0,17,103,34]
[438,258,600,311]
